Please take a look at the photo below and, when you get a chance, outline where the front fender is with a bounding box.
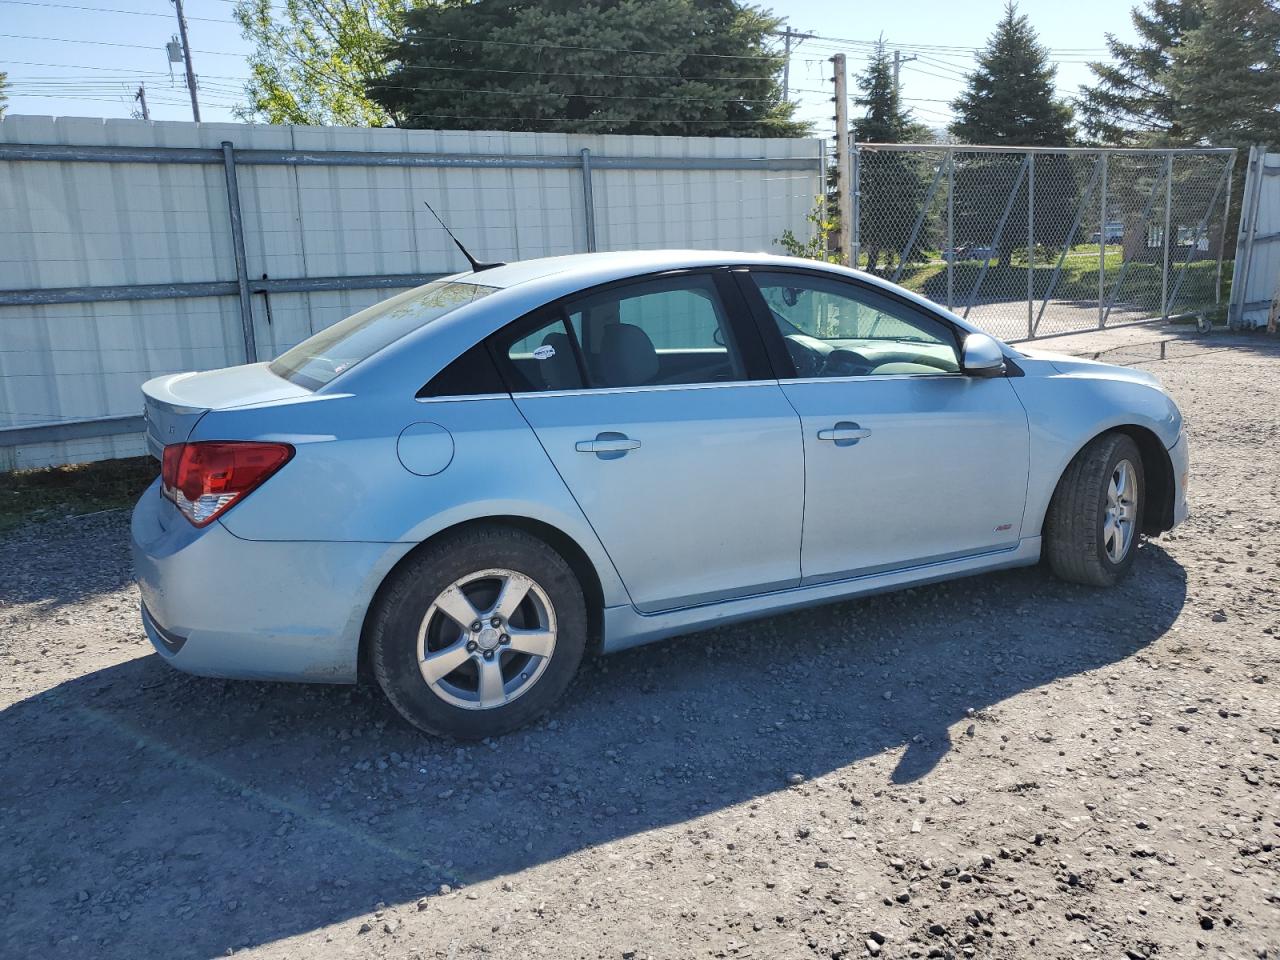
[1010,359,1182,536]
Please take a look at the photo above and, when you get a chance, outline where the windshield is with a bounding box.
[270,279,498,389]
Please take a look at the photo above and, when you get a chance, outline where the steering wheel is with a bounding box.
[784,337,824,378]
[820,348,875,378]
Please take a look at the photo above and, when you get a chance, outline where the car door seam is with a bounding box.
[506,394,640,609]
[772,379,808,581]
[1003,377,1036,540]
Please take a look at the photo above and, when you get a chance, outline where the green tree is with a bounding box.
[1167,0,1280,148]
[948,4,1075,273]
[949,2,1074,146]
[371,0,807,137]
[1076,0,1204,145]
[1079,0,1278,263]
[0,70,8,119]
[233,0,411,125]
[852,41,935,273]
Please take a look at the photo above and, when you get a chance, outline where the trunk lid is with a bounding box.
[141,362,311,459]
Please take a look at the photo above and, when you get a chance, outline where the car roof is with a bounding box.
[449,249,986,338]
[462,250,825,291]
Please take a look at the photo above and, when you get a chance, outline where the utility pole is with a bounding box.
[779,25,816,102]
[892,49,918,97]
[134,84,150,121]
[832,53,852,266]
[171,0,200,121]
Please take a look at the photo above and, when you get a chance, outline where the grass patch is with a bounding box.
[894,256,1223,311]
[0,456,157,535]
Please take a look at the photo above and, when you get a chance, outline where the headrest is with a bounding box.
[597,323,659,387]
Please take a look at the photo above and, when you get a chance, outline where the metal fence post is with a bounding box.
[817,140,827,247]
[1230,146,1263,328]
[851,142,861,268]
[946,148,955,310]
[220,140,257,363]
[1216,155,1233,307]
[1026,153,1035,338]
[580,148,597,253]
[1161,152,1173,321]
[1098,152,1107,328]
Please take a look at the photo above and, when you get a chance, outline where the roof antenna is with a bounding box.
[422,200,504,273]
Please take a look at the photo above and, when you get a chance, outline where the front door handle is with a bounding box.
[576,432,641,459]
[817,421,872,446]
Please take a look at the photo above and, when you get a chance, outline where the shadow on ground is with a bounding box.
[0,545,1186,958]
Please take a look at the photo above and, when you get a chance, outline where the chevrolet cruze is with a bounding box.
[132,250,1189,739]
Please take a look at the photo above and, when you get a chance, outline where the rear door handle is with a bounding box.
[576,432,641,458]
[817,421,872,446]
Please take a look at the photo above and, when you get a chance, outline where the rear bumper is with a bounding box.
[131,478,412,683]
[1168,430,1190,528]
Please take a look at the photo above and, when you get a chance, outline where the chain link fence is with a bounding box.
[851,144,1236,342]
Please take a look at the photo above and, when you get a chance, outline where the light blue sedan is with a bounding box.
[132,251,1189,739]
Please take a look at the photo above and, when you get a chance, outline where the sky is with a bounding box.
[0,0,1141,136]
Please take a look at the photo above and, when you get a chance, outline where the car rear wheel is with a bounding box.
[369,524,587,739]
[1044,432,1145,587]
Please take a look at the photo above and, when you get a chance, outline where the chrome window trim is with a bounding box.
[780,371,967,386]
[510,379,775,400]
[414,392,512,404]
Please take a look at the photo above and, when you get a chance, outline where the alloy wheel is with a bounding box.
[1103,458,1138,564]
[416,568,557,711]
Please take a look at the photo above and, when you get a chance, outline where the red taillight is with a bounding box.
[161,441,294,527]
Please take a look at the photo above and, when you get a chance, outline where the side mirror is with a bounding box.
[961,333,1006,377]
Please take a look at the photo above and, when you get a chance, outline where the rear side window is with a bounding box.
[492,274,745,394]
[271,279,497,390]
[500,315,586,392]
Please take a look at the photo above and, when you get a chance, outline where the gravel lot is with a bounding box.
[2,327,1278,960]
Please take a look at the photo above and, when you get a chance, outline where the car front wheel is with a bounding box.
[369,524,587,739]
[1044,432,1145,587]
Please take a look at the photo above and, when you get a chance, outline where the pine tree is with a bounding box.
[852,41,929,145]
[371,0,807,137]
[949,2,1074,146]
[948,4,1075,270]
[1167,0,1280,147]
[1077,0,1204,145]
[853,41,935,273]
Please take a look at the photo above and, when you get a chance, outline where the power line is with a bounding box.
[0,0,235,22]
[0,33,246,56]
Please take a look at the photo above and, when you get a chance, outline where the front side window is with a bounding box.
[271,279,497,390]
[750,271,959,379]
[495,274,746,393]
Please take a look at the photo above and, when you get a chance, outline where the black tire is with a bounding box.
[1044,432,1145,587]
[369,524,587,739]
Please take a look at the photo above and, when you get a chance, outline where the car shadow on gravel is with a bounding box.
[0,544,1186,959]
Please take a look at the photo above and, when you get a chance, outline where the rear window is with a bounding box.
[269,280,498,389]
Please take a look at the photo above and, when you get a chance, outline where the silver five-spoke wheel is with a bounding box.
[1103,458,1138,564]
[417,568,557,711]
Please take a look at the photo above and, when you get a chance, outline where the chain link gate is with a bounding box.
[850,144,1235,342]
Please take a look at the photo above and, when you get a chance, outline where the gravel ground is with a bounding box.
[2,327,1278,960]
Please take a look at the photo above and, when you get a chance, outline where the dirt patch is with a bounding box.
[1,328,1277,960]
[0,456,156,535]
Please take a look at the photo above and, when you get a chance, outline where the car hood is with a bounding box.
[1018,347,1163,389]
